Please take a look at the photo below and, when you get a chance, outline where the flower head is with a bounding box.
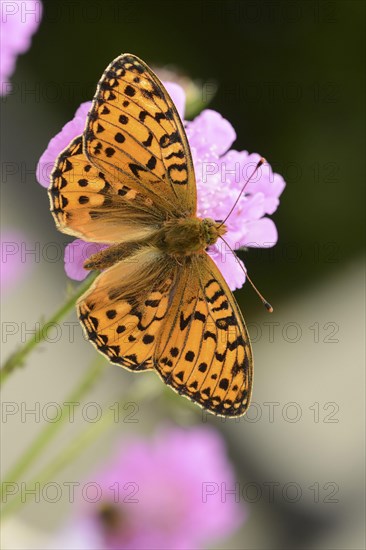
[0,0,42,95]
[57,426,245,550]
[38,81,285,290]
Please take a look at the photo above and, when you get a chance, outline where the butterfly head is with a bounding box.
[202,217,227,245]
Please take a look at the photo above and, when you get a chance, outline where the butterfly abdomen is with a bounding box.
[83,242,142,270]
[155,217,227,256]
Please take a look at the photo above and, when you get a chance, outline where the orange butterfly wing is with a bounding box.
[49,135,160,243]
[155,253,253,416]
[84,53,197,216]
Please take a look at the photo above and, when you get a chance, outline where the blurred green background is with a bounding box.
[1,1,365,549]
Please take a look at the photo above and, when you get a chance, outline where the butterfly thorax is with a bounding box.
[155,217,227,256]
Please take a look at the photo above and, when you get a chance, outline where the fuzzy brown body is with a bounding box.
[156,217,227,255]
[84,217,227,271]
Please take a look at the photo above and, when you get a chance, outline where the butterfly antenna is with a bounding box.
[217,157,266,229]
[219,236,273,313]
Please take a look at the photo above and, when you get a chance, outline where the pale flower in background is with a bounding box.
[0,0,42,95]
[0,230,32,295]
[54,426,245,550]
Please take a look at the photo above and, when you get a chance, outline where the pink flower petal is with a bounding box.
[241,217,278,248]
[0,0,43,95]
[209,246,246,291]
[36,101,91,188]
[186,109,236,157]
[64,239,108,281]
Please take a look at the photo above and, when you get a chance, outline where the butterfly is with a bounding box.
[49,53,253,417]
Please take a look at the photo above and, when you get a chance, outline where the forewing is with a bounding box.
[84,53,196,216]
[49,136,161,243]
[77,248,177,371]
[154,253,253,417]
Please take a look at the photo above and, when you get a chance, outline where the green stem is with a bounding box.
[0,273,98,386]
[1,376,161,519]
[0,358,105,493]
[1,403,114,519]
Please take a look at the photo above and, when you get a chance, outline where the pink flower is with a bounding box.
[0,0,42,95]
[37,102,91,188]
[38,82,285,290]
[56,427,245,549]
[63,239,108,282]
[1,230,32,295]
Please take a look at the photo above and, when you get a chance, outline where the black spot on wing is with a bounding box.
[129,163,148,178]
[185,351,195,362]
[146,156,157,170]
[194,311,206,323]
[142,132,153,148]
[180,311,192,330]
[124,85,136,97]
